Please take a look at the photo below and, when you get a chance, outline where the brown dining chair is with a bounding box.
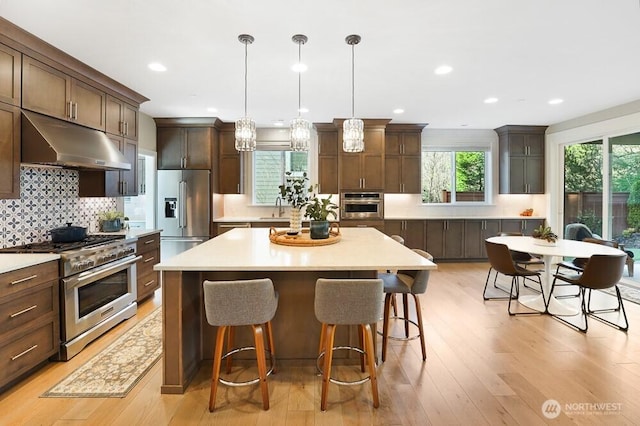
[550,253,628,332]
[498,231,544,292]
[484,240,545,315]
[557,237,634,277]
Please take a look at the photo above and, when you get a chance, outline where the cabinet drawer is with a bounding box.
[137,234,160,253]
[137,270,159,301]
[138,249,159,277]
[0,282,57,336]
[0,320,57,385]
[0,261,58,299]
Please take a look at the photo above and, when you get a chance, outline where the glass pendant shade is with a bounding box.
[235,117,256,151]
[290,116,311,151]
[343,118,365,152]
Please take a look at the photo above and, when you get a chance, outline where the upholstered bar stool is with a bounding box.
[314,278,383,411]
[379,249,432,362]
[202,278,278,412]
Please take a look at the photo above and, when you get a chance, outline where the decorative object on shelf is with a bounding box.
[278,172,313,235]
[269,225,341,246]
[290,34,311,152]
[235,34,257,151]
[532,224,558,245]
[520,208,534,217]
[343,34,364,153]
[99,211,127,232]
[305,194,338,239]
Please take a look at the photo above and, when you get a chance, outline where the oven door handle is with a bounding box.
[63,255,142,288]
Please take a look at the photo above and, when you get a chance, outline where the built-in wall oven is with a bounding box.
[341,192,384,219]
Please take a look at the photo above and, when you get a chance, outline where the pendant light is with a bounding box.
[290,34,311,152]
[343,34,364,153]
[235,34,256,151]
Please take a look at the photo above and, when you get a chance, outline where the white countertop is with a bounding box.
[95,229,162,238]
[214,216,545,222]
[155,227,437,272]
[0,254,60,274]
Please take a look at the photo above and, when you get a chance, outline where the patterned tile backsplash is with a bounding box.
[0,165,117,248]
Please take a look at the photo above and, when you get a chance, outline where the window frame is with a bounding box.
[252,144,309,206]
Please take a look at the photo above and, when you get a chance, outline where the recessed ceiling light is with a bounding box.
[298,107,309,113]
[434,65,453,75]
[484,97,499,104]
[273,121,284,127]
[291,63,308,73]
[207,107,218,113]
[148,62,167,72]
[548,98,564,105]
[393,108,404,114]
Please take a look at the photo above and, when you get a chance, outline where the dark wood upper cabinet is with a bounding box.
[106,95,138,140]
[315,123,338,194]
[0,43,20,106]
[218,126,244,194]
[0,103,20,199]
[338,120,389,192]
[496,125,547,194]
[385,124,426,194]
[22,56,106,131]
[156,124,212,170]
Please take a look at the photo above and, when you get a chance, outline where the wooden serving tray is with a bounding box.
[269,224,341,247]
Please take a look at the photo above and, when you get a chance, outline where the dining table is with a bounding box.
[486,235,625,316]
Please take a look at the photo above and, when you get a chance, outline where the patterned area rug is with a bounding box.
[42,308,162,398]
[601,283,640,305]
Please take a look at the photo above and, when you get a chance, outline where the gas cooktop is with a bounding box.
[0,235,125,254]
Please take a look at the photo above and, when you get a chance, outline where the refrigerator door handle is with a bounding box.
[179,180,188,229]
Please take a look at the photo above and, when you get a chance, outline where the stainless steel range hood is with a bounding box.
[21,111,131,171]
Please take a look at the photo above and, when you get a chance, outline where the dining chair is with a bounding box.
[550,253,628,332]
[484,240,545,315]
[202,278,278,411]
[498,232,544,292]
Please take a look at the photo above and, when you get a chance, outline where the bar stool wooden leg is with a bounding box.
[391,294,398,316]
[318,323,327,356]
[225,326,235,373]
[210,325,228,412]
[412,294,427,361]
[358,326,365,372]
[402,294,410,338]
[382,293,392,362]
[252,324,269,410]
[361,323,379,408]
[265,321,276,374]
[320,323,336,411]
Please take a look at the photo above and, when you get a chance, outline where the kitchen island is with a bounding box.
[154,227,436,394]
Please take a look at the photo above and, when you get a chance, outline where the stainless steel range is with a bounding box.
[0,235,140,360]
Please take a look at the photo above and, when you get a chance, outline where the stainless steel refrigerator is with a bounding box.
[157,170,210,261]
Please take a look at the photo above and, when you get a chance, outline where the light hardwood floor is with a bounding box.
[1,262,640,425]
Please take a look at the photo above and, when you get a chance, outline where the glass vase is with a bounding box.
[289,207,302,235]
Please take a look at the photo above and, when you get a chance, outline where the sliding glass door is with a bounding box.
[563,140,604,237]
[609,133,640,273]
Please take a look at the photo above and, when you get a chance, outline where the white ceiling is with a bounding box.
[2,0,640,129]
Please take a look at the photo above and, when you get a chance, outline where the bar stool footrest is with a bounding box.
[377,316,421,341]
[316,346,373,386]
[219,346,274,387]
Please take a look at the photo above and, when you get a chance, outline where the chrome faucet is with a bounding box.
[275,196,285,217]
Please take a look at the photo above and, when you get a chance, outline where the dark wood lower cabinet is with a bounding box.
[384,220,426,250]
[464,219,501,259]
[425,220,465,260]
[0,260,59,390]
[136,232,160,302]
[500,219,545,236]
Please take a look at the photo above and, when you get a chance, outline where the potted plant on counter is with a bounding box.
[98,211,127,232]
[305,194,338,239]
[278,172,313,235]
[532,224,558,246]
